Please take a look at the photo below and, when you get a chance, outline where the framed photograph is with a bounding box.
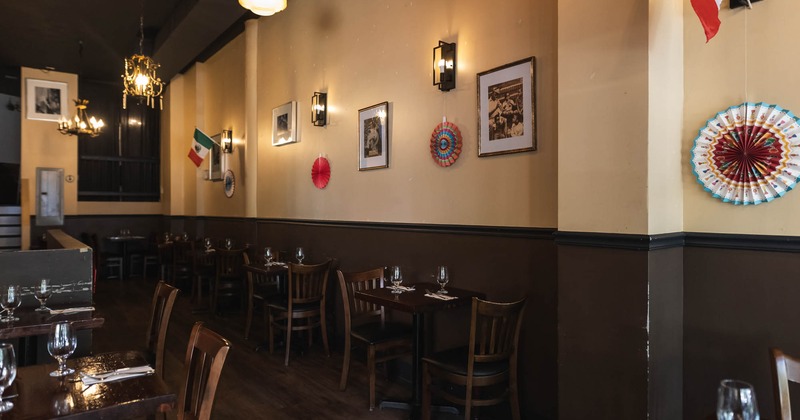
[208,133,223,181]
[26,78,68,121]
[358,102,389,170]
[477,57,536,157]
[272,101,298,146]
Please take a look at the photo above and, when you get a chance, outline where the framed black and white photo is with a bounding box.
[272,101,298,146]
[26,78,68,121]
[208,133,223,181]
[358,102,389,170]
[477,57,536,157]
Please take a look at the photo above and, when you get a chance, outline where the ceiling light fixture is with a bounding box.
[238,0,287,16]
[58,41,104,137]
[122,15,164,110]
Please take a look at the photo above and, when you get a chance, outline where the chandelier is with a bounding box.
[238,0,287,16]
[122,15,164,110]
[58,99,105,137]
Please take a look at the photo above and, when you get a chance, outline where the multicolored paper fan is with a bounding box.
[691,102,800,205]
[311,157,331,189]
[430,121,462,167]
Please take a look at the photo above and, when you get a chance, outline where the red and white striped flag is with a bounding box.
[691,0,722,42]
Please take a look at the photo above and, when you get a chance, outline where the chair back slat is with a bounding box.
[145,281,179,379]
[337,268,385,329]
[177,322,231,420]
[214,247,247,278]
[470,297,526,364]
[287,261,331,306]
[771,347,800,420]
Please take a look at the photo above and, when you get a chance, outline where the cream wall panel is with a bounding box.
[683,0,800,235]
[250,0,557,227]
[558,0,650,234]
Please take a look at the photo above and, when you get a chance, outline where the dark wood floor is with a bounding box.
[91,277,476,420]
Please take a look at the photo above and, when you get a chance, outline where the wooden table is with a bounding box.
[243,263,288,341]
[355,283,484,419]
[0,307,104,340]
[5,350,175,419]
[106,235,146,280]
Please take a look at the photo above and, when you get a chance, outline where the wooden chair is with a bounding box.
[422,296,526,420]
[211,247,247,316]
[268,260,332,366]
[771,347,800,419]
[145,281,179,379]
[244,260,283,341]
[172,239,195,289]
[337,268,412,410]
[191,248,216,310]
[176,322,231,420]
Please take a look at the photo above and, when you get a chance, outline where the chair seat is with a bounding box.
[351,322,411,345]
[423,346,509,377]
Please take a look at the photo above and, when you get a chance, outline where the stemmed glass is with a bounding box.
[163,232,171,243]
[48,321,77,377]
[182,232,189,241]
[35,278,53,312]
[224,238,233,250]
[0,286,21,322]
[203,237,212,251]
[717,379,760,420]
[0,343,17,413]
[389,266,403,293]
[264,247,274,266]
[296,247,305,264]
[435,266,449,294]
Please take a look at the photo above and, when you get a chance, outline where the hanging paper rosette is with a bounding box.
[691,102,800,205]
[311,156,331,189]
[430,121,462,167]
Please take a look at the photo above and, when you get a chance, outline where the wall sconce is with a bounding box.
[433,41,456,92]
[221,129,233,153]
[312,92,327,127]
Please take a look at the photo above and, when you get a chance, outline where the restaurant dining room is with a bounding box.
[2,0,800,419]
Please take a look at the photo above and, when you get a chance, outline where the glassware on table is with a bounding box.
[296,247,305,264]
[264,247,274,266]
[389,266,403,293]
[203,237,212,251]
[0,343,17,413]
[717,379,760,420]
[0,285,21,322]
[182,232,190,241]
[35,278,53,312]
[435,265,450,294]
[48,321,77,377]
[163,232,171,243]
[224,238,233,250]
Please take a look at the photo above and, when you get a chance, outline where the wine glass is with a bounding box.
[264,247,274,266]
[163,232,171,243]
[35,278,53,312]
[435,265,449,293]
[48,321,77,377]
[296,247,305,264]
[0,343,17,413]
[0,285,21,322]
[389,266,403,293]
[182,232,189,241]
[224,238,233,250]
[203,237,212,251]
[717,379,760,420]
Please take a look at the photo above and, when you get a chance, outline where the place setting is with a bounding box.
[386,266,415,293]
[424,265,458,301]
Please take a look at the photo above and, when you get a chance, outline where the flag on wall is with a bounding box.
[188,128,214,167]
[691,0,722,42]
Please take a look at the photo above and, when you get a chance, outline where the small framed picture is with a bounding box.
[272,101,298,146]
[208,133,223,181]
[26,78,68,121]
[477,57,536,157]
[358,102,389,170]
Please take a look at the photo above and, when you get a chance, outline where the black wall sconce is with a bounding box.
[730,0,761,8]
[433,41,456,92]
[221,129,233,153]
[312,92,327,127]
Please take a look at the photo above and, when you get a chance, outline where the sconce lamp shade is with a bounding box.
[222,129,233,153]
[433,41,456,92]
[312,92,327,127]
[239,0,287,16]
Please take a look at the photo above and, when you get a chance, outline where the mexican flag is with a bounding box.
[691,0,722,42]
[188,128,214,167]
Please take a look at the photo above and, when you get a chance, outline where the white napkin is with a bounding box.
[424,292,458,301]
[80,365,155,385]
[387,285,416,292]
[49,307,95,315]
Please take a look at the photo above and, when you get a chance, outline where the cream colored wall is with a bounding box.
[245,0,557,227]
[557,0,650,234]
[683,0,800,235]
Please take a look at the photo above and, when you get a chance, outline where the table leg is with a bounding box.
[379,313,425,418]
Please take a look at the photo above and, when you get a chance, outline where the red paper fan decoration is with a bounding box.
[430,121,462,167]
[311,157,331,189]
